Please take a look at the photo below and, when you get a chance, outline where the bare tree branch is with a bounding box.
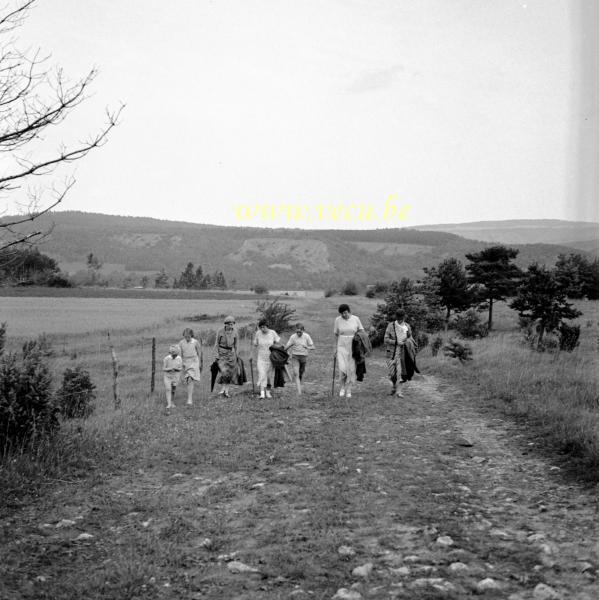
[0,0,123,254]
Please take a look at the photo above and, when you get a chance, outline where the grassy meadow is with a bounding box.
[419,299,599,479]
[1,294,599,598]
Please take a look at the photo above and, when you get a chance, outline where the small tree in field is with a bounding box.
[256,297,296,332]
[510,263,582,349]
[422,258,474,329]
[0,330,57,448]
[465,245,522,330]
[57,366,96,419]
[369,277,444,346]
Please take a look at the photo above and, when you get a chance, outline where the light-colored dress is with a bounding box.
[214,328,238,384]
[253,328,280,387]
[178,337,202,382]
[163,354,182,389]
[334,315,364,384]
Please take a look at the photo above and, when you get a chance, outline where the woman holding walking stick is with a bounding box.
[333,303,365,399]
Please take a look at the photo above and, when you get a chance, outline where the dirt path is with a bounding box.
[1,354,598,599]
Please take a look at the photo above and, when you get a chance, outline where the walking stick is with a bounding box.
[249,357,255,395]
[331,354,337,397]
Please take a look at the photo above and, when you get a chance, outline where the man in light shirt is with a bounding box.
[284,323,315,395]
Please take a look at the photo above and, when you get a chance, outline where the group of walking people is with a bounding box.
[162,304,418,409]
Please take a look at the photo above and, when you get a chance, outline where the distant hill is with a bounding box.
[410,219,599,249]
[4,212,594,289]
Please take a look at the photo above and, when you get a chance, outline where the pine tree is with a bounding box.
[510,263,582,348]
[465,245,522,330]
[194,265,204,289]
[422,258,473,327]
[178,262,196,289]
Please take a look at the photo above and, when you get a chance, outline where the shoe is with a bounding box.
[339,388,345,397]
[396,391,404,398]
[260,391,265,399]
[223,390,230,398]
[186,401,193,406]
[388,388,396,396]
[218,389,225,396]
[265,390,272,399]
[346,392,352,399]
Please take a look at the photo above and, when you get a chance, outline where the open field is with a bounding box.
[0,286,265,300]
[0,295,303,338]
[1,297,599,598]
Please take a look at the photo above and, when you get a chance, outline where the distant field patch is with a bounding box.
[0,296,276,337]
[352,242,433,256]
[0,287,261,300]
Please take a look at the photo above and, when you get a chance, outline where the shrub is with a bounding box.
[431,335,443,357]
[558,322,580,352]
[253,284,269,295]
[0,335,57,449]
[453,308,489,339]
[341,280,359,296]
[324,288,337,298]
[414,331,429,351]
[442,338,473,362]
[0,321,6,356]
[46,273,72,287]
[365,288,376,299]
[256,297,296,332]
[56,366,96,419]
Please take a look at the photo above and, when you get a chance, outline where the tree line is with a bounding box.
[370,245,599,350]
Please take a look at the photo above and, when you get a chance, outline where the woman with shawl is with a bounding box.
[214,315,238,398]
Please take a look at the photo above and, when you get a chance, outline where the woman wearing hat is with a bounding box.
[213,315,238,398]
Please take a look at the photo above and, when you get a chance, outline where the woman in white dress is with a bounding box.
[253,318,280,399]
[333,303,365,398]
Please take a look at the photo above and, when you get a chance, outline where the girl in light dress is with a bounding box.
[178,327,203,406]
[333,303,364,399]
[163,344,182,409]
[253,318,280,399]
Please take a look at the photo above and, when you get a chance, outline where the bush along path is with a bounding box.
[1,353,599,599]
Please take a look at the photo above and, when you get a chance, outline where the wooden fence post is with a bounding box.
[151,337,156,394]
[107,331,120,409]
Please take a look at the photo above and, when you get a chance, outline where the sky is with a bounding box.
[4,0,598,229]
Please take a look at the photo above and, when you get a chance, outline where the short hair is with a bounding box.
[258,318,268,328]
[223,315,235,324]
[395,309,406,321]
[295,322,304,330]
[338,303,350,314]
[182,327,194,337]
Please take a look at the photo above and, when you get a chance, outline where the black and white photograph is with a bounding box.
[1,1,598,598]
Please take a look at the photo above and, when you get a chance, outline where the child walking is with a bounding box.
[163,344,182,409]
[178,328,203,406]
[284,322,315,395]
